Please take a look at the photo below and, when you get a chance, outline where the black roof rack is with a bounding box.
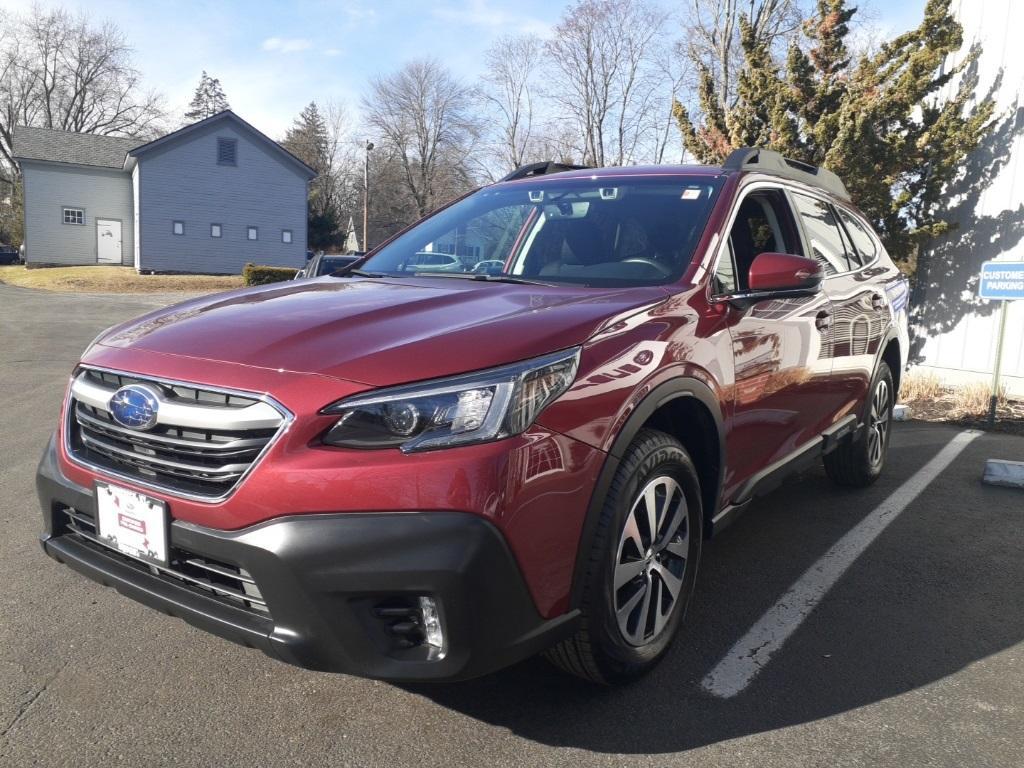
[723,148,850,201]
[499,161,591,183]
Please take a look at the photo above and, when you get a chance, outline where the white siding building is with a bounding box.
[913,0,1024,394]
[13,111,315,275]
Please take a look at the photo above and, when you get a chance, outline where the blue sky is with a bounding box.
[3,0,928,139]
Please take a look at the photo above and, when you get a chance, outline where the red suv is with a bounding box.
[37,149,909,683]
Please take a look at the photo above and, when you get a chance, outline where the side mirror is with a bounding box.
[748,252,823,295]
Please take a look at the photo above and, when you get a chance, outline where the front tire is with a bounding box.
[823,361,894,487]
[545,429,702,684]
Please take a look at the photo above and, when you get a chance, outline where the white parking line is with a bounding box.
[701,429,982,699]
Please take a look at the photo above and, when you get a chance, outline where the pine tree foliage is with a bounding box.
[282,102,346,250]
[673,0,994,264]
[184,71,230,122]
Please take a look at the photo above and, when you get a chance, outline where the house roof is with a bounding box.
[126,110,316,178]
[12,126,140,169]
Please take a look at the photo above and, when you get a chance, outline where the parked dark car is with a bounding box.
[294,253,361,279]
[0,244,20,264]
[37,148,908,684]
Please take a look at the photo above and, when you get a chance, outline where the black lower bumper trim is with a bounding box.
[37,434,578,681]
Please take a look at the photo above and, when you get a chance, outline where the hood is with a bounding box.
[96,277,666,386]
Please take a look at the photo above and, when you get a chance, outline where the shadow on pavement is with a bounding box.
[403,424,1024,754]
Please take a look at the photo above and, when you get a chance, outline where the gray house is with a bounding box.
[13,111,315,274]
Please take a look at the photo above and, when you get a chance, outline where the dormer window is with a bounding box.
[217,137,237,165]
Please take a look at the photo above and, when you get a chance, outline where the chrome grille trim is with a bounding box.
[64,365,293,503]
[71,374,284,431]
[60,507,269,613]
[79,430,251,479]
[75,407,270,454]
[183,557,256,584]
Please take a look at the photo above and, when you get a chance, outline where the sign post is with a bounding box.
[977,261,1024,426]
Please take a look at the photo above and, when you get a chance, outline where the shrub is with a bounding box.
[243,263,298,286]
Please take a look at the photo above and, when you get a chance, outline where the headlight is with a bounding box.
[320,347,581,452]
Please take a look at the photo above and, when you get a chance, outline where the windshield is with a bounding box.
[360,176,723,287]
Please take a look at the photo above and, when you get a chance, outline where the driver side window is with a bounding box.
[715,188,800,294]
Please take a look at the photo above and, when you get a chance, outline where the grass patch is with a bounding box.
[898,370,945,403]
[900,369,1021,434]
[0,265,244,293]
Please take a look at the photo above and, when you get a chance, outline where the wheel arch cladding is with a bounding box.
[569,377,724,609]
[881,337,902,396]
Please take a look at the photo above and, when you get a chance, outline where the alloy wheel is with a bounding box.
[868,378,891,467]
[613,476,690,646]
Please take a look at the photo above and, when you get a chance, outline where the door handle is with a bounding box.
[871,293,886,310]
[815,310,832,332]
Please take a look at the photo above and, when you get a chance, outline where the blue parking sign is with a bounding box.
[978,261,1024,300]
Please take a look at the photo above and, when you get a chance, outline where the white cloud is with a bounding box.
[344,5,378,24]
[261,37,313,54]
[431,0,550,37]
[324,48,342,57]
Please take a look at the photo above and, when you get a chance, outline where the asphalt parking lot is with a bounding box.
[1,283,1022,767]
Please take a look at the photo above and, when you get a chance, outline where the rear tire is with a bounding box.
[545,429,702,684]
[824,361,894,487]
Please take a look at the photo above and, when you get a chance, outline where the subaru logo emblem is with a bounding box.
[109,384,160,430]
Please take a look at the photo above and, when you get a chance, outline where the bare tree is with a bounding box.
[0,7,164,182]
[652,53,691,164]
[362,58,478,219]
[544,0,670,167]
[479,34,543,174]
[680,0,802,108]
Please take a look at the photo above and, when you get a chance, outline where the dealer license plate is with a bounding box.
[95,482,168,566]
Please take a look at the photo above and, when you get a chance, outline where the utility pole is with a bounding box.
[362,141,374,251]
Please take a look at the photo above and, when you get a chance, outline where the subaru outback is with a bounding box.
[37,148,909,683]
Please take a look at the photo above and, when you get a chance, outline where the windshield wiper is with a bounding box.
[411,272,552,286]
[344,269,397,278]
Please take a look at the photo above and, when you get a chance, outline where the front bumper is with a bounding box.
[38,436,579,681]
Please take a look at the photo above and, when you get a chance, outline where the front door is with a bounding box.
[96,219,122,264]
[713,186,836,501]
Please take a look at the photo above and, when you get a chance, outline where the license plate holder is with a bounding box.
[94,482,169,566]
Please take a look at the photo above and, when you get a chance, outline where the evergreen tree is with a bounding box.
[283,102,330,176]
[673,0,993,267]
[282,102,344,250]
[184,71,230,122]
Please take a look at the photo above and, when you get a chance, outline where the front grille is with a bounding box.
[60,506,270,615]
[66,368,289,500]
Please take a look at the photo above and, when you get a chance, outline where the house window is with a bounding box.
[211,223,222,238]
[218,138,237,165]
[172,220,185,236]
[247,226,258,241]
[63,207,85,225]
[282,229,293,244]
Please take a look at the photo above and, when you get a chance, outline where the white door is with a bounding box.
[96,219,122,264]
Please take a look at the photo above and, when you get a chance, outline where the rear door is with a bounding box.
[713,185,836,500]
[791,193,888,421]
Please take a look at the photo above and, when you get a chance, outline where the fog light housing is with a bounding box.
[419,596,444,650]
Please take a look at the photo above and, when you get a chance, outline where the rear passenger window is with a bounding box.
[837,208,877,266]
[791,193,852,275]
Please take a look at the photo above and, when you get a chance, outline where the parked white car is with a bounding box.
[406,251,463,272]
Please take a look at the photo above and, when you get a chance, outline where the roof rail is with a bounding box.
[722,148,850,201]
[499,160,591,183]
